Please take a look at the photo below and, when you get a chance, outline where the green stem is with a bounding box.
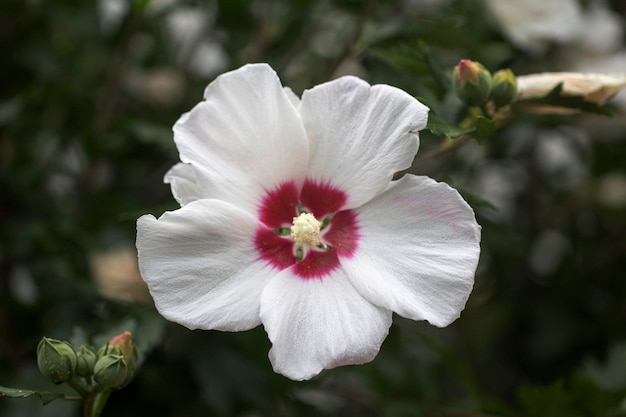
[67,377,89,398]
[91,390,112,417]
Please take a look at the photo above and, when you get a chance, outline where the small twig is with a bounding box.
[414,135,474,164]
[394,135,474,179]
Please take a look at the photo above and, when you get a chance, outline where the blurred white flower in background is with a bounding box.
[516,72,626,111]
[98,0,227,79]
[160,4,228,78]
[90,246,151,304]
[532,128,590,190]
[483,0,584,55]
[570,2,623,55]
[484,0,626,109]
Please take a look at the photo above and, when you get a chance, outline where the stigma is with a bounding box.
[290,212,322,246]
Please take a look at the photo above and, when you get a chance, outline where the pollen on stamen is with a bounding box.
[290,212,322,246]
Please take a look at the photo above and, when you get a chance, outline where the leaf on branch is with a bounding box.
[416,40,451,90]
[472,116,497,143]
[370,45,429,76]
[0,385,79,405]
[426,113,474,138]
[370,41,451,91]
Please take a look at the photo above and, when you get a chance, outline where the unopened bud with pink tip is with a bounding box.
[453,59,493,106]
[95,331,139,390]
[106,332,137,364]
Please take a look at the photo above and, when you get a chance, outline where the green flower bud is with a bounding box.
[94,331,139,389]
[453,59,493,106]
[491,69,518,108]
[36,337,77,384]
[94,354,129,390]
[105,331,138,375]
[75,345,97,377]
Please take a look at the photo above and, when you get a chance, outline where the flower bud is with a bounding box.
[36,337,77,384]
[94,354,129,390]
[95,331,139,389]
[491,69,517,108]
[453,59,493,106]
[75,345,97,377]
[106,331,138,372]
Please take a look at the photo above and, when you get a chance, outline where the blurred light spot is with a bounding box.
[596,172,626,209]
[8,266,39,305]
[529,230,571,277]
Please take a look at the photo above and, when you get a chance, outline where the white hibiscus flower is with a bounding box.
[136,63,481,381]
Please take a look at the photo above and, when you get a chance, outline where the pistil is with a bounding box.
[290,212,322,246]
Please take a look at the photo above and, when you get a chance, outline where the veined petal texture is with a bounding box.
[342,175,481,327]
[299,76,429,209]
[173,63,310,214]
[137,199,275,331]
[260,267,392,381]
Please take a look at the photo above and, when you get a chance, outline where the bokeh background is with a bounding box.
[2,0,626,416]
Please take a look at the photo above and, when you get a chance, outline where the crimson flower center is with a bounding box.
[254,179,360,280]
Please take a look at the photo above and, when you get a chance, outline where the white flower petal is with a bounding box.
[516,72,626,105]
[173,63,310,213]
[260,268,392,381]
[342,175,481,327]
[283,86,301,108]
[299,76,429,209]
[164,162,203,206]
[136,199,275,331]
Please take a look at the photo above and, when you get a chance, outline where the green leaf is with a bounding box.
[370,45,429,76]
[472,116,497,143]
[370,41,451,90]
[426,113,474,138]
[416,40,451,90]
[0,385,79,405]
[517,380,576,417]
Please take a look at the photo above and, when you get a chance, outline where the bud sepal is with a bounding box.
[93,354,130,390]
[453,59,493,107]
[491,69,517,109]
[36,337,77,384]
[75,345,97,378]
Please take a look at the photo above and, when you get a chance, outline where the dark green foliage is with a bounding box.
[2,0,626,416]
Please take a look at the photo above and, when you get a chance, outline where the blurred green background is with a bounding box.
[2,0,626,415]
